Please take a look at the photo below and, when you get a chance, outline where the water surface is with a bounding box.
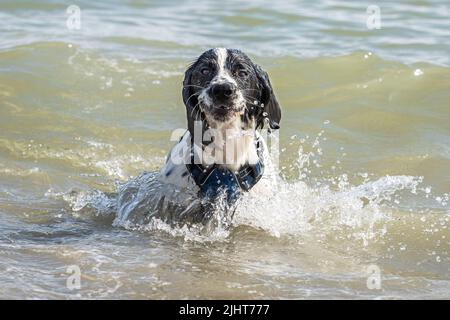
[0,0,449,299]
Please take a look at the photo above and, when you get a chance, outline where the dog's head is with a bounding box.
[182,48,281,135]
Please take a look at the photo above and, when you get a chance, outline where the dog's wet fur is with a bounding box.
[116,49,281,227]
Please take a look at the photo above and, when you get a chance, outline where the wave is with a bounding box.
[61,131,449,244]
[1,41,448,243]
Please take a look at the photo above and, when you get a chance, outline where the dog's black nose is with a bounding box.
[210,83,236,101]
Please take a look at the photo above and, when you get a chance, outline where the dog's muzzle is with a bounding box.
[210,82,237,103]
[207,82,239,117]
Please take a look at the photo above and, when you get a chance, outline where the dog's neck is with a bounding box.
[201,116,259,172]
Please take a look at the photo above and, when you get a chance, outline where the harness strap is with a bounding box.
[186,138,264,203]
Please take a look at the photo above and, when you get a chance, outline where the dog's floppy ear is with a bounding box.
[254,64,281,130]
[182,63,199,135]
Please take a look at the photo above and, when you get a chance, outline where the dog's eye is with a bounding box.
[201,68,210,75]
[237,70,248,78]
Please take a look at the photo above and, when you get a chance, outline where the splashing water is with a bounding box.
[64,129,445,245]
[2,0,450,298]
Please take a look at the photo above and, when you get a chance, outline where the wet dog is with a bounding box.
[158,48,281,224]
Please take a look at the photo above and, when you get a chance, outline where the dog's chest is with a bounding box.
[158,130,268,193]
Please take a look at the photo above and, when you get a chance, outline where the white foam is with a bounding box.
[60,132,446,244]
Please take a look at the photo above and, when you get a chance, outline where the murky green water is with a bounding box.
[0,0,449,299]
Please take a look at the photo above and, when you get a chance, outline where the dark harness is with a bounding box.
[186,138,264,204]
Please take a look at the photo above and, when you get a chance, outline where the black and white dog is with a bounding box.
[159,48,281,223]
